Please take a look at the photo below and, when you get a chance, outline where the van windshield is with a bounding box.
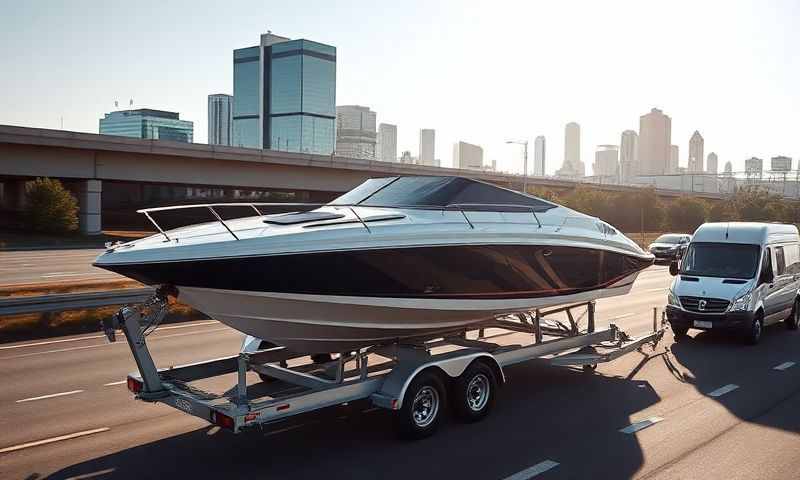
[680,242,761,279]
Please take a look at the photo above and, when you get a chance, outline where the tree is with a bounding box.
[24,178,79,233]
[667,196,707,232]
[707,200,738,222]
[732,186,775,221]
[529,187,562,203]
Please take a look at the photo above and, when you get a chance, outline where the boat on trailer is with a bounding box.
[94,175,654,353]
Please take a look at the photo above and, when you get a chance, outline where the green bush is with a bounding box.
[667,197,707,232]
[24,178,79,233]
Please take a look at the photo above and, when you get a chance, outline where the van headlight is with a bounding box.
[667,290,681,307]
[729,293,752,312]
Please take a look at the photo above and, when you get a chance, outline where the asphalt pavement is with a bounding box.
[1,266,800,479]
[0,248,119,287]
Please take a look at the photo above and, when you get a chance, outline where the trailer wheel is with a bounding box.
[395,370,447,440]
[452,361,497,423]
[785,299,800,330]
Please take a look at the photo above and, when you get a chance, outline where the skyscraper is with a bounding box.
[453,141,484,170]
[99,109,193,142]
[724,161,733,176]
[208,94,233,146]
[669,145,680,174]
[419,129,436,166]
[619,130,638,182]
[745,157,763,176]
[377,123,397,162]
[688,131,704,172]
[335,105,377,160]
[593,145,620,180]
[707,152,718,174]
[232,32,336,153]
[638,108,671,175]
[556,122,584,177]
[533,136,546,176]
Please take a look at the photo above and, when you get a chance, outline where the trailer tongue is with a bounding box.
[102,289,665,439]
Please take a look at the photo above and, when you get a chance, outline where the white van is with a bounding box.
[666,222,800,344]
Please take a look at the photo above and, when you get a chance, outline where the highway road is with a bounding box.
[0,249,120,287]
[1,266,800,479]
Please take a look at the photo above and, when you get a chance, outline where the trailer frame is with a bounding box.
[102,291,665,437]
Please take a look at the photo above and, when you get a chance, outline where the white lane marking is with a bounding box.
[708,384,739,398]
[642,287,667,293]
[502,460,560,480]
[774,362,795,371]
[263,421,318,437]
[361,407,381,413]
[103,380,127,386]
[0,427,109,454]
[64,468,116,480]
[16,389,84,403]
[609,312,635,321]
[1,327,233,359]
[619,416,664,434]
[0,320,219,350]
[40,272,116,278]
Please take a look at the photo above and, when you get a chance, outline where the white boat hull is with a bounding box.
[178,275,637,353]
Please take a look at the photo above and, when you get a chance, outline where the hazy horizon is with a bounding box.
[1,0,798,175]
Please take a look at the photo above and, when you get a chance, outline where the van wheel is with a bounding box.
[785,299,800,330]
[394,370,447,440]
[452,361,497,423]
[744,313,763,345]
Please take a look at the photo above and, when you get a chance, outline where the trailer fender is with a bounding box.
[371,351,504,410]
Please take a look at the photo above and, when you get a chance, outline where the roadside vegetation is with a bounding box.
[532,185,799,235]
[24,177,79,233]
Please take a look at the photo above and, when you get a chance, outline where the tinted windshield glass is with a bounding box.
[329,177,397,205]
[680,242,761,279]
[331,176,556,210]
[655,234,683,244]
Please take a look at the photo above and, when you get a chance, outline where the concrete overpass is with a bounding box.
[0,124,725,234]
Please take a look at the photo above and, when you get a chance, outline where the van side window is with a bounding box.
[761,248,772,283]
[784,244,800,275]
[774,246,786,276]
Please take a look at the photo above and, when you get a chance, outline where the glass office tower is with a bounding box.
[99,109,194,142]
[233,34,336,154]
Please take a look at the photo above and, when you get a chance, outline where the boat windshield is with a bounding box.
[680,242,761,279]
[329,176,557,211]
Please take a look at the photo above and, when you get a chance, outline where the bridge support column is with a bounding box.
[78,179,102,235]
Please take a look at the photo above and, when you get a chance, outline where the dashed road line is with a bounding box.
[103,380,127,387]
[0,427,109,454]
[502,460,560,479]
[708,384,739,398]
[609,312,636,321]
[642,287,667,293]
[619,416,664,434]
[64,468,116,480]
[773,361,795,371]
[16,389,84,403]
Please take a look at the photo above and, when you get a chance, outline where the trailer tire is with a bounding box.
[785,299,800,330]
[452,361,497,423]
[395,370,447,440]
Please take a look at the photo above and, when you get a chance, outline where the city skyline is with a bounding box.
[1,1,799,174]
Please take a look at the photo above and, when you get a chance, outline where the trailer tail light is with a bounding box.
[276,403,290,412]
[211,411,235,430]
[127,377,143,394]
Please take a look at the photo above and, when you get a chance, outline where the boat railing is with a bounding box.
[136,201,545,242]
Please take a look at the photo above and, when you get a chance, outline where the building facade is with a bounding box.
[533,135,546,176]
[335,105,377,160]
[377,123,397,162]
[556,122,584,177]
[453,141,484,170]
[745,157,763,176]
[638,108,671,175]
[232,33,336,154]
[688,131,704,172]
[724,161,733,176]
[593,145,619,180]
[619,130,638,182]
[669,145,680,174]
[706,152,718,174]
[208,94,233,146]
[419,129,436,166]
[99,109,193,142]
[771,156,792,172]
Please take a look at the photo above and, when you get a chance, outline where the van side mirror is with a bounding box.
[760,268,774,285]
[669,261,679,276]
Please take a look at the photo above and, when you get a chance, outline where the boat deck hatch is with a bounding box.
[263,211,346,225]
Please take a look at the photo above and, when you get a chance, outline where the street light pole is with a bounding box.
[506,139,529,193]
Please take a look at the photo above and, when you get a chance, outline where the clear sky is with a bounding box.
[1,0,798,175]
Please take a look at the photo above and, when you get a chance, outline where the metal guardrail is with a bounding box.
[0,288,155,316]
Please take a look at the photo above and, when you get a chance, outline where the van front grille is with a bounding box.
[679,296,730,313]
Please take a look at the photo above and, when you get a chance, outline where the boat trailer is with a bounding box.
[102,290,666,439]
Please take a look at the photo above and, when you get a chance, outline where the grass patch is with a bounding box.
[0,300,207,344]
